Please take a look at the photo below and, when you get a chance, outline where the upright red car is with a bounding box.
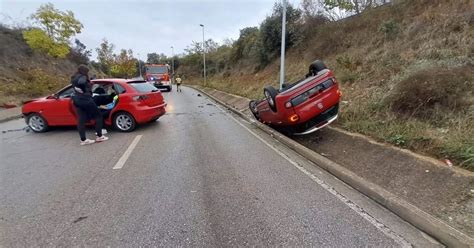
[249,60,341,135]
[22,79,167,133]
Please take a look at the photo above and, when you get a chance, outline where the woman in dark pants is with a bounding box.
[71,65,109,145]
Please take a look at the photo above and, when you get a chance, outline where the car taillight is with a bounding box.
[289,114,300,122]
[133,95,149,101]
[337,89,342,97]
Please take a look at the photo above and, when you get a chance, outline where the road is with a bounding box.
[0,86,441,247]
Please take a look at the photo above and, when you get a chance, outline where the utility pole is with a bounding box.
[200,24,207,86]
[279,0,287,90]
[171,46,174,84]
[137,53,142,79]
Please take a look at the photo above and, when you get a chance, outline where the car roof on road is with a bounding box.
[92,79,146,84]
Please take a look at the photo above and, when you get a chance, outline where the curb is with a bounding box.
[0,107,22,123]
[189,85,474,248]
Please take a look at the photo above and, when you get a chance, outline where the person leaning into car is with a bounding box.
[71,65,109,145]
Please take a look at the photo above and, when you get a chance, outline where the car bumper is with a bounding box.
[292,103,339,135]
[153,82,171,89]
[134,103,167,123]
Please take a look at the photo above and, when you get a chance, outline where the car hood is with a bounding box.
[23,97,48,105]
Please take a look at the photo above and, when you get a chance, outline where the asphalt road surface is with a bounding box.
[0,86,442,247]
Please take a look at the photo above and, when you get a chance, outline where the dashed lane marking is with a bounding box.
[113,135,143,170]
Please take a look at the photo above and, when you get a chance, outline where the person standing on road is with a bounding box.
[71,65,109,145]
[176,75,182,92]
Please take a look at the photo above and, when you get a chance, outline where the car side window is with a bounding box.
[58,87,75,99]
[114,83,126,94]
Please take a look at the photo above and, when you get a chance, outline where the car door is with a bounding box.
[43,87,77,126]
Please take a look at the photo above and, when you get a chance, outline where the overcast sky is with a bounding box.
[0,0,301,60]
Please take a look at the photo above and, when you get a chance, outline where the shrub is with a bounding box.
[379,20,400,40]
[387,65,473,120]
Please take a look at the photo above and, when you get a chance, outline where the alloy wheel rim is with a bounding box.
[29,116,44,131]
[116,115,132,130]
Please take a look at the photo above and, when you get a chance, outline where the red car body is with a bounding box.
[250,69,341,135]
[22,79,167,132]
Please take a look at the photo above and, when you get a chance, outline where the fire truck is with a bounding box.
[144,64,172,92]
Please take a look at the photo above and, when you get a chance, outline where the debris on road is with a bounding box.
[1,126,30,133]
[444,159,453,167]
[197,94,202,97]
[72,216,88,223]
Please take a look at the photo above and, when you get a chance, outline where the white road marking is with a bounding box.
[113,135,143,170]
[209,98,412,247]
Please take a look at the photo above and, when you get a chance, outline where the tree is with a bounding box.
[231,27,262,63]
[147,52,168,64]
[22,28,70,57]
[23,3,83,58]
[110,49,137,78]
[68,39,91,65]
[260,2,303,65]
[301,0,346,21]
[322,0,389,15]
[30,3,82,42]
[96,39,115,75]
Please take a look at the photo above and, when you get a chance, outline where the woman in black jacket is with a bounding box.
[71,65,108,145]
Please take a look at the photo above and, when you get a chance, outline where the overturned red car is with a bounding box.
[249,60,341,135]
[22,79,167,133]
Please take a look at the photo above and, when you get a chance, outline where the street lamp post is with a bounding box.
[279,0,287,90]
[171,46,174,84]
[199,24,207,86]
[137,53,142,79]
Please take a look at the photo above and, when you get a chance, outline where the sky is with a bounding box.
[0,0,301,60]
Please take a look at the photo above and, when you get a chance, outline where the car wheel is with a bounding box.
[27,113,49,133]
[308,60,327,76]
[249,100,260,119]
[264,86,278,112]
[113,112,136,132]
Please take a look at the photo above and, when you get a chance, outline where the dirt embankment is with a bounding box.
[186,0,474,170]
[0,25,78,106]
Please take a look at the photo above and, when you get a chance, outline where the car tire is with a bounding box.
[308,60,327,76]
[249,100,260,119]
[264,86,278,112]
[113,112,136,132]
[27,113,49,133]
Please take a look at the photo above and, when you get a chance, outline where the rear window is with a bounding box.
[129,82,158,93]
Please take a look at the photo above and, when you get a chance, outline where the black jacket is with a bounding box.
[71,73,92,96]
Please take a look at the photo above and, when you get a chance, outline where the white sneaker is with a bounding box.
[95,135,109,142]
[95,129,107,135]
[80,139,95,146]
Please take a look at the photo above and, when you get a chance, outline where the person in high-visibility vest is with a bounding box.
[175,75,182,92]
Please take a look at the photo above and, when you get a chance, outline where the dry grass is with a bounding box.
[187,0,474,170]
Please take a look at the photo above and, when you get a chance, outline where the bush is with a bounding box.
[379,20,400,40]
[387,65,473,120]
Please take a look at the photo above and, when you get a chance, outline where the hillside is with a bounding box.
[184,0,474,169]
[0,25,78,106]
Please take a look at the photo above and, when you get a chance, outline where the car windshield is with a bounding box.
[129,81,158,92]
[146,66,168,74]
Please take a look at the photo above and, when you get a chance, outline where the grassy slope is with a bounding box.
[188,0,474,170]
[0,26,78,106]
